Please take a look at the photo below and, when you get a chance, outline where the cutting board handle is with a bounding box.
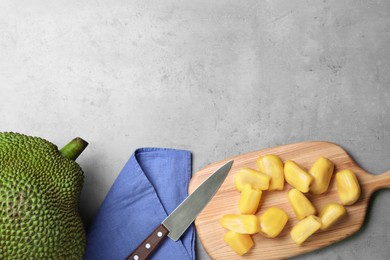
[369,170,390,192]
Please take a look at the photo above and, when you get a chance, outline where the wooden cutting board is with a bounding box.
[188,141,390,259]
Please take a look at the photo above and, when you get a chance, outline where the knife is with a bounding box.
[126,160,234,260]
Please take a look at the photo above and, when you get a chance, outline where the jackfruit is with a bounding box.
[0,132,88,259]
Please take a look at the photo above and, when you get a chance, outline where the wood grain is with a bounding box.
[189,141,390,260]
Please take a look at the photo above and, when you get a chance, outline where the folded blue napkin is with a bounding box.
[84,148,195,260]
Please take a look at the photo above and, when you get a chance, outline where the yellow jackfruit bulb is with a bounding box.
[309,157,334,194]
[319,202,347,230]
[234,168,270,192]
[256,154,284,190]
[239,184,262,214]
[284,160,313,193]
[290,215,322,245]
[336,169,361,205]
[224,231,254,256]
[287,189,316,220]
[220,214,260,234]
[258,207,288,238]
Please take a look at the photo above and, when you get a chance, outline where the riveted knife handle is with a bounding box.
[126,224,169,260]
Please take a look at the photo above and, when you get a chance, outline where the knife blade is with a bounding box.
[126,160,234,260]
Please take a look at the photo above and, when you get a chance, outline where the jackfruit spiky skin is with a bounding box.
[0,132,86,259]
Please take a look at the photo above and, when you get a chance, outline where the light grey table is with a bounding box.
[1,0,389,259]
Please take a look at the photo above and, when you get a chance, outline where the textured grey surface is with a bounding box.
[1,0,390,259]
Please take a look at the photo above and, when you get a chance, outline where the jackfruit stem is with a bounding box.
[60,138,88,161]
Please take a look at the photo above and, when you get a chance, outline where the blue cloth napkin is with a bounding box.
[84,148,195,260]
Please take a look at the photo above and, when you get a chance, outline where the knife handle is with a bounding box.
[126,224,169,260]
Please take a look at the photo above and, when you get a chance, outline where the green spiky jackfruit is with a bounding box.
[0,132,88,259]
